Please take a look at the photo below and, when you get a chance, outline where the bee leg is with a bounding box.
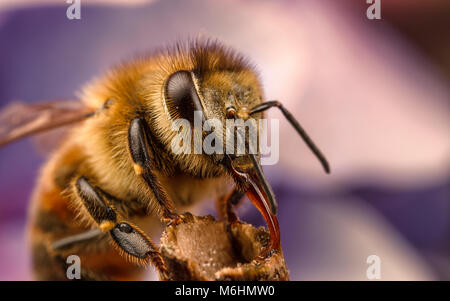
[217,188,245,224]
[74,176,169,279]
[128,117,181,224]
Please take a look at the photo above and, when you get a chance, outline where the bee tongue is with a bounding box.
[246,170,281,251]
[227,155,281,252]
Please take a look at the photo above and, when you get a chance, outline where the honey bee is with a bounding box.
[0,39,329,280]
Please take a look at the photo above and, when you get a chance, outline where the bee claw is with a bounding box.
[163,212,193,226]
[229,216,242,225]
[162,218,177,227]
[256,246,278,261]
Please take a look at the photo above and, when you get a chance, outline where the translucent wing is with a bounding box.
[0,100,95,147]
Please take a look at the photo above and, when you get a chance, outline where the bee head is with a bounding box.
[147,40,328,238]
[164,68,264,157]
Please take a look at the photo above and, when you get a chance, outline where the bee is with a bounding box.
[0,39,329,280]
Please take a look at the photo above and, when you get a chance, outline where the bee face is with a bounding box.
[161,67,264,170]
[195,70,263,122]
[163,69,263,125]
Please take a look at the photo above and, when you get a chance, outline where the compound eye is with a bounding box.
[164,70,203,122]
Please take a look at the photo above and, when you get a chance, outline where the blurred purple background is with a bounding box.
[0,0,449,280]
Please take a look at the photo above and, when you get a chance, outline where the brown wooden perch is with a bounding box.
[159,214,289,280]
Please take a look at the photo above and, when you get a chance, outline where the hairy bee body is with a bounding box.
[27,41,263,280]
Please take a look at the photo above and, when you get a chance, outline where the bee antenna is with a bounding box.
[250,100,330,174]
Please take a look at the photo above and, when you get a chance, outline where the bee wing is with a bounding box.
[0,100,95,147]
